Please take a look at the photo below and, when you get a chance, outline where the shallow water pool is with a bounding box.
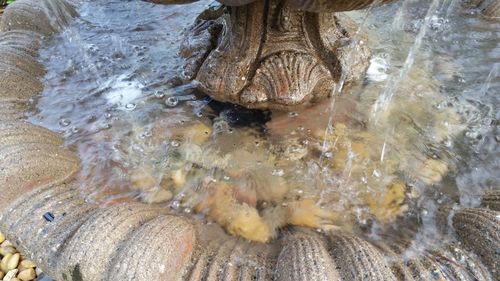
[28,0,499,246]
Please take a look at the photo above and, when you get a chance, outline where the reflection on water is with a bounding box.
[29,0,499,244]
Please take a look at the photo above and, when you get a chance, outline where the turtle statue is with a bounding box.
[151,0,390,110]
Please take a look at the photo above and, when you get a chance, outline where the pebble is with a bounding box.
[1,253,20,272]
[0,231,40,281]
[3,269,18,281]
[17,268,36,281]
[19,260,35,269]
[0,246,16,256]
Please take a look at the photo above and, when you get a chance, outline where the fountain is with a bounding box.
[0,0,498,280]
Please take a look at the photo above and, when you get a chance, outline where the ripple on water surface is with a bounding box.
[28,0,499,245]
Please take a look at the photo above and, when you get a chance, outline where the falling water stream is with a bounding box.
[28,0,499,249]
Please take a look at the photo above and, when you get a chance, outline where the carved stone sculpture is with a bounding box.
[174,0,391,110]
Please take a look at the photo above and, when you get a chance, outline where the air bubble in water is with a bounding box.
[165,97,179,107]
[272,169,284,177]
[125,103,136,110]
[444,139,452,147]
[421,209,429,216]
[59,118,71,127]
[154,91,165,98]
[290,145,303,154]
[86,44,99,53]
[170,140,180,147]
[171,200,180,209]
[139,131,152,139]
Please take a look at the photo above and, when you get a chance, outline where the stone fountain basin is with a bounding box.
[0,0,498,280]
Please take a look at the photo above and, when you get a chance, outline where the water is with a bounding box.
[28,0,499,245]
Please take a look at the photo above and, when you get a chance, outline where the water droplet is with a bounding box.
[101,123,111,130]
[86,44,99,53]
[165,97,179,107]
[272,169,284,177]
[170,140,180,147]
[444,139,452,147]
[154,91,165,98]
[290,145,303,154]
[59,118,71,127]
[139,131,152,139]
[183,207,192,214]
[171,200,180,209]
[125,103,136,110]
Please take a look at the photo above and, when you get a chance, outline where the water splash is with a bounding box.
[371,0,441,124]
[319,0,382,163]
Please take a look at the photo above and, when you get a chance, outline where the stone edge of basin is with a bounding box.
[0,0,498,280]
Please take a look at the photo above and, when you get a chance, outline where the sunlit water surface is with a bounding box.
[29,0,499,247]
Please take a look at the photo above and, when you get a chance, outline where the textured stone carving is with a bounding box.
[181,0,371,110]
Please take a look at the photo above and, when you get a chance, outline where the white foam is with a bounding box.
[366,56,389,82]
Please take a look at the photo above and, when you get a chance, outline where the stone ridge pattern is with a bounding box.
[0,0,498,280]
